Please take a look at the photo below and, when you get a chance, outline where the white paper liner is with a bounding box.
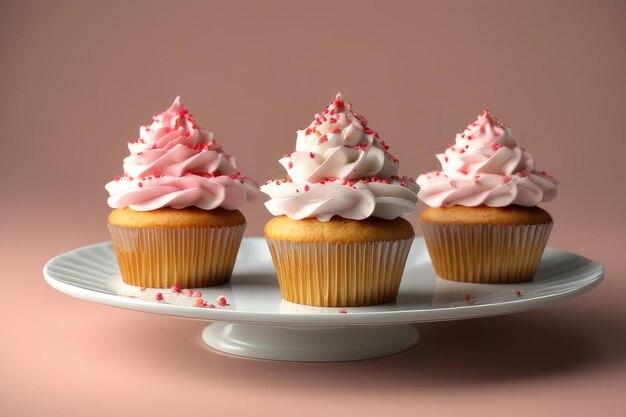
[108,224,245,288]
[265,238,414,307]
[421,221,553,283]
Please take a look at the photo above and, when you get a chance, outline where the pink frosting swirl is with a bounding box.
[105,97,258,211]
[417,110,558,207]
[261,93,418,221]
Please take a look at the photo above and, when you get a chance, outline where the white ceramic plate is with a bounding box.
[43,238,604,361]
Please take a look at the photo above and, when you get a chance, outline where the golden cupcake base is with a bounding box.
[421,221,553,283]
[108,224,245,288]
[266,238,414,307]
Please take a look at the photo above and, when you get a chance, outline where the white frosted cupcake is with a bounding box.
[261,93,419,307]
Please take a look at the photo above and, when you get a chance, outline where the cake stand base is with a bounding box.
[201,322,420,362]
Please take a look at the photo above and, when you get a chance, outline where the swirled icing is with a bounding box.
[106,97,258,211]
[261,93,418,221]
[417,110,558,207]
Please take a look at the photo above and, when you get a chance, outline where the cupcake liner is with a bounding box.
[108,224,245,288]
[265,238,414,307]
[421,221,553,283]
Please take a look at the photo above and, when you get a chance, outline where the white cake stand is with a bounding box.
[43,238,604,362]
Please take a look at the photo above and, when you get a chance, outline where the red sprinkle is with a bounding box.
[194,298,206,307]
[138,182,143,187]
[171,284,181,294]
[304,184,310,192]
[309,152,315,158]
[217,295,229,307]
[317,134,328,144]
[288,161,293,169]
[515,290,522,297]
[339,309,348,314]
[155,293,163,301]
[492,143,502,151]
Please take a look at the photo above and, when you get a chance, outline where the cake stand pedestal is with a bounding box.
[201,323,419,361]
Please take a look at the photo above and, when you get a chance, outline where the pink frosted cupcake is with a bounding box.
[417,110,559,283]
[105,97,258,288]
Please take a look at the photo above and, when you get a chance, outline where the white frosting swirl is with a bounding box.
[417,110,558,207]
[261,93,418,221]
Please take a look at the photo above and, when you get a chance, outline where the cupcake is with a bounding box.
[105,97,258,288]
[261,92,419,307]
[417,110,558,283]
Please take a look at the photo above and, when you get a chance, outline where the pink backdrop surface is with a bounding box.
[1,1,625,416]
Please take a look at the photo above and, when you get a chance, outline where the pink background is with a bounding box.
[1,1,625,415]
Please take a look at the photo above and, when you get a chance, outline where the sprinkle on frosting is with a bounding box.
[417,110,558,208]
[260,92,419,221]
[105,97,259,211]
